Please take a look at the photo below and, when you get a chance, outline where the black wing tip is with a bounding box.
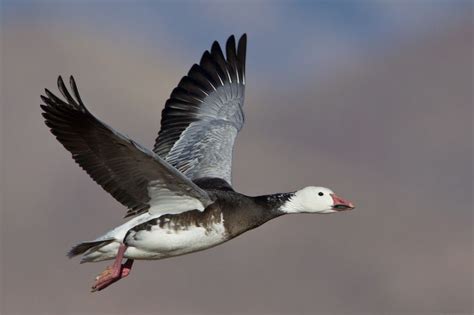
[202,34,247,75]
[226,35,237,55]
[227,34,236,44]
[224,34,246,83]
[211,40,220,49]
[57,75,65,87]
[41,75,86,111]
[211,34,246,58]
[237,34,247,52]
[43,88,55,98]
[56,74,75,83]
[227,33,246,43]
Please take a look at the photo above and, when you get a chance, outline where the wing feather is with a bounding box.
[153,34,247,185]
[41,76,213,218]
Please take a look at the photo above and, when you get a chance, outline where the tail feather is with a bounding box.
[67,240,113,258]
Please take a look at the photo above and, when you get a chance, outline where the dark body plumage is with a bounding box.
[127,178,290,243]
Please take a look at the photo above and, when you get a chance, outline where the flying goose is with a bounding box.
[41,34,355,292]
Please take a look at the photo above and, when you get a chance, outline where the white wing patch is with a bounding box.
[147,181,208,215]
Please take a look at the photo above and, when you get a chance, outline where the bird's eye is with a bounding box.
[318,192,324,196]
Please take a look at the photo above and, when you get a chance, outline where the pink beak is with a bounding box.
[330,194,355,211]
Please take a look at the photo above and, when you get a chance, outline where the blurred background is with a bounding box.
[1,1,472,314]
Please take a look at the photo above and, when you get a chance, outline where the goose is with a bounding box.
[41,34,355,292]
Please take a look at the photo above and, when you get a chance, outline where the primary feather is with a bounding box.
[41,76,213,218]
[153,34,247,185]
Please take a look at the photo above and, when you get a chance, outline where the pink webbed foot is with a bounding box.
[90,244,134,292]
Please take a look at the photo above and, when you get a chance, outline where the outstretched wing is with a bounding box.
[41,76,213,218]
[153,34,247,185]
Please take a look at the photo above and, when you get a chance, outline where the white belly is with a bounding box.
[123,216,227,260]
[80,212,228,262]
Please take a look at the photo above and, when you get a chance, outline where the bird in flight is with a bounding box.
[41,34,355,292]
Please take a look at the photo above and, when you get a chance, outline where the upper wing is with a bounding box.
[153,34,247,185]
[41,76,213,218]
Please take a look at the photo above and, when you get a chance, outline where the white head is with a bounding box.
[279,186,355,214]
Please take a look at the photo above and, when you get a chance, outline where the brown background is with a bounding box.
[1,2,472,315]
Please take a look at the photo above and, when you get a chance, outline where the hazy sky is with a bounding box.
[3,1,471,84]
[1,2,473,315]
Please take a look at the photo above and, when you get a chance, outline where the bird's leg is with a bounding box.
[91,243,134,292]
[120,258,134,277]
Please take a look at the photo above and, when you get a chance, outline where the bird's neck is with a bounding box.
[253,192,295,217]
[250,192,294,222]
[220,192,294,239]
